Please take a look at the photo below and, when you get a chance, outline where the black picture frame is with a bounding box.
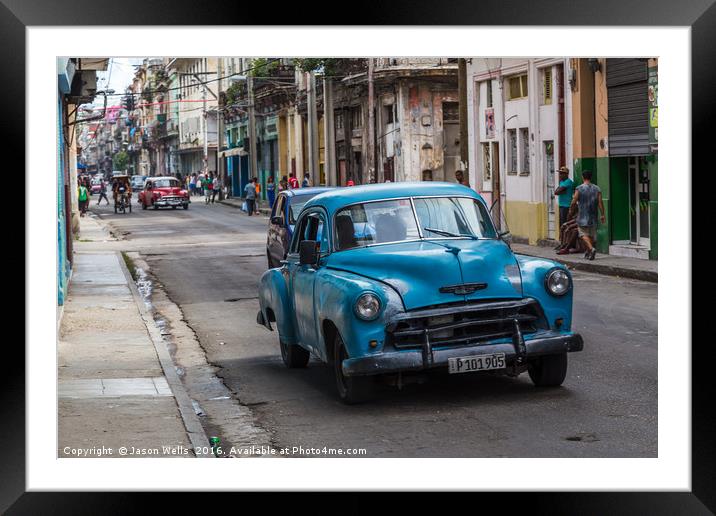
[7,0,709,512]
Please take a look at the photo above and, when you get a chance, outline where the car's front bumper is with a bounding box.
[341,331,583,377]
[155,197,188,207]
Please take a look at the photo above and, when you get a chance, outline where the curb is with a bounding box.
[116,251,214,458]
[538,254,657,283]
[219,200,270,216]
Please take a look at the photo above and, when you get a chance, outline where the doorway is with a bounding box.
[628,157,651,247]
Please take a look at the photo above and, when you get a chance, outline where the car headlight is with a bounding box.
[545,268,571,296]
[354,292,381,321]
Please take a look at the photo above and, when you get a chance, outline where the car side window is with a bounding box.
[290,210,329,254]
[273,194,285,220]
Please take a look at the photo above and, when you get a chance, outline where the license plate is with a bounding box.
[448,353,505,374]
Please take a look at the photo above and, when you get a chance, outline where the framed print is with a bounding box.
[5,0,709,512]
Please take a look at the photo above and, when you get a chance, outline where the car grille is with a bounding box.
[385,299,548,350]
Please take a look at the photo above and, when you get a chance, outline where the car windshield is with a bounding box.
[334,197,496,251]
[153,179,179,188]
[288,194,318,225]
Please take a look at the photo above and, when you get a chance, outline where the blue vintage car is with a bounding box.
[257,182,583,403]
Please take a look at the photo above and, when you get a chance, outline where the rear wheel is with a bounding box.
[279,339,310,368]
[183,204,189,210]
[332,333,376,404]
[528,353,568,387]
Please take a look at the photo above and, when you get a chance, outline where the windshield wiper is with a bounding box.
[423,227,477,240]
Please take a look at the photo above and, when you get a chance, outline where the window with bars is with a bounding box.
[542,67,553,105]
[520,128,530,175]
[351,106,363,128]
[507,74,528,100]
[507,129,517,174]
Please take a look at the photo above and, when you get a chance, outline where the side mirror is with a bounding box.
[270,216,284,226]
[299,240,319,266]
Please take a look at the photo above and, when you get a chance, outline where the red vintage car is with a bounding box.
[139,177,190,210]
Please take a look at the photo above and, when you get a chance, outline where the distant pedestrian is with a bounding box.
[288,172,299,189]
[455,169,470,187]
[244,177,257,216]
[254,180,261,214]
[205,173,214,204]
[211,174,220,204]
[267,175,276,208]
[302,173,311,188]
[78,182,89,216]
[97,179,109,205]
[569,170,605,261]
[189,174,196,196]
[279,176,288,192]
[554,166,575,226]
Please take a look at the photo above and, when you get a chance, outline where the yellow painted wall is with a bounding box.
[594,59,609,159]
[505,200,548,245]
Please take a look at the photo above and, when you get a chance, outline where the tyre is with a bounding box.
[153,202,159,210]
[142,201,147,210]
[332,332,376,404]
[172,205,177,210]
[528,353,568,387]
[279,339,310,369]
[114,204,117,213]
[128,202,132,213]
[183,204,189,210]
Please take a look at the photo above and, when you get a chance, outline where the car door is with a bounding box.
[267,194,286,266]
[289,208,329,353]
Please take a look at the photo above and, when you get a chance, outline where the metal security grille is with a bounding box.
[607,59,649,156]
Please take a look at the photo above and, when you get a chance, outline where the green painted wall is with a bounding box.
[648,156,658,260]
[609,157,630,241]
[594,157,611,254]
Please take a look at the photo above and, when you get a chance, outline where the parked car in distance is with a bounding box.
[266,187,335,268]
[138,176,190,210]
[130,175,147,192]
[257,182,584,403]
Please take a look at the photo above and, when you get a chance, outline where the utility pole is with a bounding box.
[247,59,258,182]
[367,58,376,183]
[216,58,225,199]
[202,79,208,176]
[323,77,336,186]
[458,58,469,180]
[307,71,319,183]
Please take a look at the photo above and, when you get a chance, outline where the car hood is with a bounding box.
[326,239,522,310]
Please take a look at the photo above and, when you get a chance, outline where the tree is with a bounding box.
[113,151,129,172]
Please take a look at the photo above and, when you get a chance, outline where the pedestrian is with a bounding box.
[302,173,311,188]
[196,173,204,196]
[569,170,606,261]
[554,166,575,226]
[288,172,299,189]
[78,181,89,216]
[279,176,288,192]
[97,178,109,206]
[254,179,261,214]
[205,173,214,204]
[455,169,470,187]
[189,174,196,196]
[267,175,276,208]
[211,174,220,204]
[346,175,355,187]
[244,177,257,216]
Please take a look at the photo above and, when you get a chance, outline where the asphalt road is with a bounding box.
[91,193,657,458]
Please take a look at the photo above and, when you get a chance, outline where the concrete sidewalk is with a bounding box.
[511,242,657,282]
[58,216,211,457]
[219,196,271,216]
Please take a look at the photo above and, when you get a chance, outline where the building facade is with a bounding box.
[466,58,573,244]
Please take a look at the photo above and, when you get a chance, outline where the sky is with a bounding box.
[93,57,143,107]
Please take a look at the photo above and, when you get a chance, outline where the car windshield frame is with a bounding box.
[332,195,498,252]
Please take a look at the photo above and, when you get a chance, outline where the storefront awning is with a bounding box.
[219,147,246,158]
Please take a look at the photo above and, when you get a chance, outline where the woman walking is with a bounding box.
[266,175,276,209]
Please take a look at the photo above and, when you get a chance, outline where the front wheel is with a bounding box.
[332,333,376,404]
[528,353,568,387]
[280,340,310,369]
[183,204,189,210]
[142,201,147,210]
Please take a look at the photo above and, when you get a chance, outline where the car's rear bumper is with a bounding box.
[341,332,583,377]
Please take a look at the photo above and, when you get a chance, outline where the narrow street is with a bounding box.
[89,195,658,458]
